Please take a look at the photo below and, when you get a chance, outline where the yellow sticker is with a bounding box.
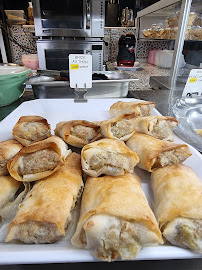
[71,64,79,70]
[189,78,197,83]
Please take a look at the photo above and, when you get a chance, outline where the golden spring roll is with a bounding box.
[151,164,202,253]
[81,138,139,177]
[0,140,23,176]
[7,136,72,182]
[132,116,178,141]
[97,114,137,141]
[71,173,163,261]
[109,100,156,118]
[6,152,84,244]
[54,120,102,148]
[126,133,192,172]
[12,116,51,146]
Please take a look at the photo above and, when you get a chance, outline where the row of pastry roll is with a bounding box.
[0,100,200,261]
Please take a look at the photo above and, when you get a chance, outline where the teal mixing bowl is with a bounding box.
[0,65,31,107]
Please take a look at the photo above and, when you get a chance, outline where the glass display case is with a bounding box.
[136,0,202,152]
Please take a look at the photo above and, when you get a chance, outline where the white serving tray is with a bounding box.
[0,98,201,264]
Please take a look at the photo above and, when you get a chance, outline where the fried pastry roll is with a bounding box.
[81,138,139,177]
[0,176,29,223]
[12,116,51,146]
[71,173,163,261]
[151,164,202,253]
[109,100,156,118]
[132,116,178,141]
[0,140,23,176]
[126,133,191,172]
[6,153,84,244]
[96,114,137,141]
[7,136,72,182]
[54,120,102,148]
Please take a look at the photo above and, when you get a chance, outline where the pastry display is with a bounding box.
[12,116,51,146]
[151,164,202,253]
[126,132,192,172]
[0,98,199,262]
[54,120,102,148]
[7,135,72,182]
[0,139,23,176]
[6,153,83,244]
[71,173,163,261]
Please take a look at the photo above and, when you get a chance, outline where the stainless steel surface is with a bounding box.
[36,39,103,71]
[33,0,105,38]
[27,71,137,99]
[172,97,202,152]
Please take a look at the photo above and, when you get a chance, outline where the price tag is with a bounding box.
[69,54,92,89]
[182,69,202,97]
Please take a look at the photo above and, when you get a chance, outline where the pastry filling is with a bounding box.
[140,105,153,117]
[82,214,160,262]
[88,150,129,176]
[111,120,132,139]
[163,217,202,253]
[71,125,97,142]
[150,119,176,140]
[7,220,62,244]
[20,149,60,175]
[0,160,8,176]
[152,148,188,169]
[18,122,50,142]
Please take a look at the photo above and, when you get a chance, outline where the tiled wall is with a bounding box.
[9,26,171,65]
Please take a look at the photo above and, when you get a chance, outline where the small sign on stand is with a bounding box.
[182,69,202,97]
[69,54,92,102]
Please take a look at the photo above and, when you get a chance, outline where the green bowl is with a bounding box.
[0,66,31,107]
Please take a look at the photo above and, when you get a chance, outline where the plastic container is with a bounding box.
[0,65,31,107]
[22,54,39,70]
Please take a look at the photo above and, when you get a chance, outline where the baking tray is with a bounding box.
[26,71,138,99]
[172,97,202,152]
[0,98,201,264]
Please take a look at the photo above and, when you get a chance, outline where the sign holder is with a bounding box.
[69,54,92,103]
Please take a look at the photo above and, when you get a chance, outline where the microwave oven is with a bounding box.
[36,38,103,71]
[32,0,105,38]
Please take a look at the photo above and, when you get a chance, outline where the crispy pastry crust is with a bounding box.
[109,101,156,118]
[126,133,192,172]
[96,114,137,141]
[54,120,102,148]
[71,173,163,249]
[7,136,71,182]
[151,164,202,229]
[6,153,83,243]
[132,116,178,141]
[12,115,51,146]
[81,138,139,177]
[0,140,23,176]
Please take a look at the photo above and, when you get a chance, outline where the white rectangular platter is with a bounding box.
[0,98,201,264]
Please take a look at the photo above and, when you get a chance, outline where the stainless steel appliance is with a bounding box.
[37,38,103,71]
[32,0,105,38]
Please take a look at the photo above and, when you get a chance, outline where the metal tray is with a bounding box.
[172,97,202,152]
[26,71,138,100]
